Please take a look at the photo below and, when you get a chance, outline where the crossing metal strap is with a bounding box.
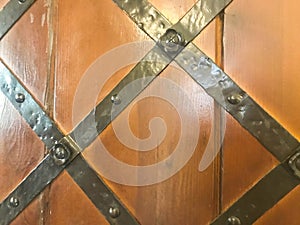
[211,161,300,225]
[114,0,299,162]
[0,62,139,225]
[72,0,232,151]
[66,155,140,225]
[175,44,299,161]
[113,0,300,223]
[0,0,36,40]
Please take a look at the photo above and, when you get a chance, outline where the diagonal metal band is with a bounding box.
[113,0,299,162]
[0,0,231,223]
[0,62,139,225]
[72,0,232,151]
[0,61,64,149]
[211,160,300,225]
[66,155,140,225]
[0,0,36,40]
[112,0,300,224]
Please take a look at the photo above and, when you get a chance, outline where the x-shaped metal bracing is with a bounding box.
[0,0,299,225]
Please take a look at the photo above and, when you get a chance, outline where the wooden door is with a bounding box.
[0,0,299,225]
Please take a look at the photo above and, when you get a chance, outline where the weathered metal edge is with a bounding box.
[0,0,36,40]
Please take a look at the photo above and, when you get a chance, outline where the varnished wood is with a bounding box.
[52,0,218,224]
[0,0,50,224]
[223,0,300,223]
[0,0,299,224]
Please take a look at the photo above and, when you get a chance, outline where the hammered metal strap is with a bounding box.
[70,45,171,149]
[72,0,231,151]
[175,45,299,161]
[0,0,36,40]
[66,155,140,225]
[0,155,67,225]
[0,61,138,225]
[211,161,300,225]
[114,0,299,162]
[0,61,64,149]
[113,0,300,223]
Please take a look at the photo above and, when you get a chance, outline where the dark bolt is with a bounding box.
[109,207,120,218]
[227,93,244,105]
[227,216,241,225]
[15,93,25,103]
[8,197,19,208]
[160,29,185,54]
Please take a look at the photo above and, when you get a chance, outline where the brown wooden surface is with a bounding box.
[0,0,50,224]
[52,0,218,224]
[0,0,299,224]
[223,0,300,223]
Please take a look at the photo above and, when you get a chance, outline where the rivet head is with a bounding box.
[160,29,185,53]
[111,94,121,105]
[51,144,70,166]
[295,157,300,171]
[227,216,241,225]
[109,207,120,218]
[227,93,244,105]
[18,0,26,3]
[15,93,25,103]
[8,197,19,208]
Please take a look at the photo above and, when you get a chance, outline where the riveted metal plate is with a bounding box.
[70,45,171,149]
[112,0,170,41]
[172,0,232,43]
[0,154,65,225]
[0,0,36,40]
[114,0,299,162]
[211,163,300,225]
[0,61,64,149]
[72,0,232,150]
[66,155,140,225]
[0,135,81,225]
[175,44,300,162]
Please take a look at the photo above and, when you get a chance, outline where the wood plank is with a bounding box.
[52,0,219,224]
[0,0,50,224]
[222,0,300,223]
[48,171,109,225]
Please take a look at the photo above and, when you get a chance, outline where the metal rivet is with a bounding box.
[51,144,70,166]
[160,29,185,53]
[227,216,241,225]
[227,93,244,105]
[295,157,300,171]
[18,0,26,3]
[15,93,25,103]
[109,207,120,218]
[111,94,121,105]
[8,197,19,208]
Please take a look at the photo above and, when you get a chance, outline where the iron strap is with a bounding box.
[114,0,299,162]
[70,45,171,149]
[0,0,36,40]
[0,62,139,225]
[66,155,140,225]
[112,0,300,224]
[0,61,64,149]
[71,0,232,153]
[211,153,300,225]
[176,44,299,161]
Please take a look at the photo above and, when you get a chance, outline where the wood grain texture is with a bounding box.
[52,0,219,224]
[224,0,300,140]
[47,171,109,225]
[222,0,300,223]
[0,0,50,224]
